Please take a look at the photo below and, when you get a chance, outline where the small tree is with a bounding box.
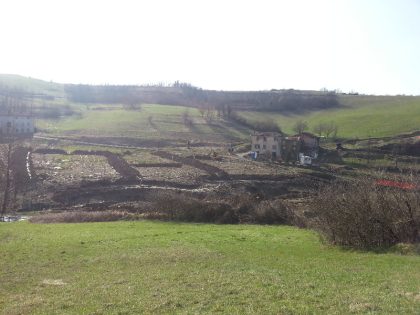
[182,110,193,127]
[313,123,325,137]
[293,120,308,134]
[392,142,402,168]
[198,106,206,118]
[204,106,216,123]
[323,122,338,138]
[0,141,15,217]
[225,104,233,118]
[313,122,338,139]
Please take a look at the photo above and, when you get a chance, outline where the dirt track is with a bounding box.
[72,150,141,179]
[152,151,229,179]
[11,146,32,191]
[33,148,141,180]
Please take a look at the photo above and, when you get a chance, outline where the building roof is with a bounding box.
[251,131,282,137]
[293,132,319,139]
[285,136,301,141]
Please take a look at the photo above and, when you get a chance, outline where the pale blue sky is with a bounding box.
[0,0,419,95]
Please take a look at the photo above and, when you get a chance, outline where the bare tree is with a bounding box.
[313,123,325,137]
[313,121,338,138]
[226,104,233,118]
[182,110,193,127]
[0,141,15,217]
[204,106,216,123]
[323,122,338,139]
[292,120,308,134]
[198,106,206,118]
[392,142,402,168]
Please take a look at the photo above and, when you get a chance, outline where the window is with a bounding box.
[262,144,266,149]
[272,145,277,150]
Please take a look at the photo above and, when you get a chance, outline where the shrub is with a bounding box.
[251,200,298,225]
[30,210,134,223]
[311,177,420,249]
[153,192,297,225]
[30,193,299,226]
[154,193,238,224]
[229,112,281,132]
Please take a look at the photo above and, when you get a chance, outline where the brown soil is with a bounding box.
[19,142,337,214]
[11,146,32,191]
[152,151,229,179]
[72,150,140,179]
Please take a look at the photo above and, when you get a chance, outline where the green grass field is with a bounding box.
[3,75,420,140]
[37,104,250,142]
[1,221,419,314]
[239,95,420,139]
[37,94,420,140]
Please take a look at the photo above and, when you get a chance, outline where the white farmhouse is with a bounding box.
[0,114,35,138]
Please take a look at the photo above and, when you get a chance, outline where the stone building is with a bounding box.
[251,132,282,159]
[0,114,35,138]
[294,132,320,158]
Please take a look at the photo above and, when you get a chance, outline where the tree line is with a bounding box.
[64,83,341,115]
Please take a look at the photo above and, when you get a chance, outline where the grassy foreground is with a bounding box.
[0,221,419,314]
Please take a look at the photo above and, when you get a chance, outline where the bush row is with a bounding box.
[311,177,420,248]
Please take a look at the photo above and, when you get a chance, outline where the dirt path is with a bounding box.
[34,135,143,149]
[152,151,229,179]
[11,147,32,191]
[33,148,141,180]
[71,150,141,180]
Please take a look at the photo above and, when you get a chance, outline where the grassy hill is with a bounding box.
[0,74,65,98]
[37,104,251,142]
[2,74,420,140]
[238,95,420,139]
[35,95,420,141]
[1,221,419,314]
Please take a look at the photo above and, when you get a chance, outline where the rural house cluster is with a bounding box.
[250,131,319,164]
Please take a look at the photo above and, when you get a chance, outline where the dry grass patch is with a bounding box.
[29,210,137,223]
[312,176,420,249]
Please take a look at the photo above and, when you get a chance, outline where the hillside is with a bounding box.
[1,74,420,139]
[238,95,420,138]
[36,104,251,144]
[0,74,65,98]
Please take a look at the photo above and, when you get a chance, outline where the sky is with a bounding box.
[0,0,419,95]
